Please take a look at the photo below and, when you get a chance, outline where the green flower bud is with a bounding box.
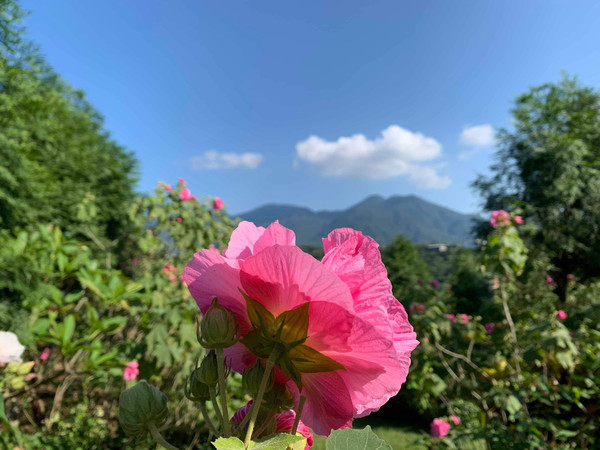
[199,297,240,349]
[197,351,219,386]
[118,381,168,438]
[184,367,211,402]
[242,360,273,395]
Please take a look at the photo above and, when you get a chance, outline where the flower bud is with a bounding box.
[242,360,273,395]
[198,297,240,349]
[196,351,219,386]
[118,381,168,438]
[184,367,211,402]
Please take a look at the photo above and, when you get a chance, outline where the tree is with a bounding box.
[0,0,138,246]
[473,75,600,296]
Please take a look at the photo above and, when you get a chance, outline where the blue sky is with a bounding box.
[21,1,600,215]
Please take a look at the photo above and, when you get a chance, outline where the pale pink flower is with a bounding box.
[557,310,568,320]
[446,314,456,323]
[169,274,177,283]
[484,323,495,334]
[24,373,37,382]
[459,314,469,323]
[123,361,139,381]
[430,280,440,289]
[450,415,461,425]
[546,276,554,285]
[40,347,50,361]
[490,210,510,228]
[231,402,313,449]
[183,221,419,435]
[179,188,192,201]
[422,337,429,344]
[431,418,450,438]
[213,197,224,210]
[513,215,523,225]
[165,184,172,192]
[177,217,182,223]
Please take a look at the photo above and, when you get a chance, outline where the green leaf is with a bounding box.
[326,426,393,450]
[62,314,76,347]
[212,436,246,450]
[253,433,304,449]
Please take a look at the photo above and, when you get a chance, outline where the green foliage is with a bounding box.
[325,426,392,450]
[474,75,600,293]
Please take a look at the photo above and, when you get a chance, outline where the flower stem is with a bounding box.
[209,386,225,433]
[216,348,232,437]
[148,422,180,450]
[291,395,306,436]
[199,402,220,436]
[243,349,280,449]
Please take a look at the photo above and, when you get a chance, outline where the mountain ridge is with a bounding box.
[237,195,475,247]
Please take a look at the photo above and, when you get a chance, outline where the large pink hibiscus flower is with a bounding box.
[183,221,418,435]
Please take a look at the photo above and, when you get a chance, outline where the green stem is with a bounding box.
[216,348,232,437]
[209,386,225,434]
[148,422,180,450]
[252,410,276,440]
[291,395,306,436]
[243,349,280,449]
[200,402,220,436]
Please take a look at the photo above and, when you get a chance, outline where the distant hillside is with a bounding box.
[237,195,475,247]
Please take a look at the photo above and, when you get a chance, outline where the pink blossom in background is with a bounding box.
[177,217,182,223]
[450,415,461,425]
[430,280,440,289]
[40,347,50,361]
[485,323,495,334]
[410,302,425,314]
[422,337,429,343]
[163,263,177,274]
[431,418,451,438]
[459,314,469,323]
[190,196,197,202]
[165,184,172,192]
[513,215,523,225]
[179,177,185,186]
[490,210,510,228]
[183,221,419,435]
[417,278,423,285]
[446,314,457,323]
[546,276,554,285]
[213,197,224,210]
[169,274,177,283]
[123,361,139,381]
[567,274,574,281]
[557,310,568,320]
[132,257,139,267]
[179,188,192,201]
[231,402,314,449]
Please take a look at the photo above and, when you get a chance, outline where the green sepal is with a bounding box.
[240,329,278,359]
[289,344,346,373]
[270,302,309,346]
[241,290,275,330]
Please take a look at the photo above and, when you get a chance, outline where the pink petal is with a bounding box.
[222,221,266,261]
[252,222,296,255]
[240,245,355,317]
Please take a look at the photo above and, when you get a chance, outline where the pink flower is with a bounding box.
[177,217,182,223]
[165,184,172,192]
[132,257,139,267]
[40,347,50,361]
[490,210,510,228]
[567,273,574,281]
[450,415,460,425]
[546,276,554,285]
[513,215,523,225]
[484,323,495,334]
[123,361,139,381]
[446,314,456,323]
[431,418,450,438]
[213,197,224,211]
[231,402,313,449]
[169,274,178,283]
[179,188,192,201]
[163,263,177,274]
[459,314,469,323]
[183,221,419,435]
[410,302,425,314]
[179,177,185,186]
[557,310,568,320]
[190,196,197,202]
[417,278,423,285]
[430,280,440,289]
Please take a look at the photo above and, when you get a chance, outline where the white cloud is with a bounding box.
[460,124,495,147]
[191,150,263,170]
[295,125,450,188]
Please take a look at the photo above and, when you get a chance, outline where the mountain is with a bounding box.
[237,195,475,247]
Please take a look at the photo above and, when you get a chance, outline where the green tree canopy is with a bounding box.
[0,0,138,244]
[473,75,600,294]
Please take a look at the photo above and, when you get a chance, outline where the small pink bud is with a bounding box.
[179,188,192,201]
[169,274,177,283]
[190,195,197,202]
[40,347,50,361]
[179,177,185,186]
[546,276,554,285]
[485,323,495,334]
[446,314,456,323]
[213,197,224,210]
[123,361,139,381]
[177,217,182,223]
[557,310,568,320]
[450,415,461,425]
[430,280,440,289]
[459,314,469,323]
[567,274,574,281]
[165,184,172,192]
[431,418,450,438]
[513,215,523,225]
